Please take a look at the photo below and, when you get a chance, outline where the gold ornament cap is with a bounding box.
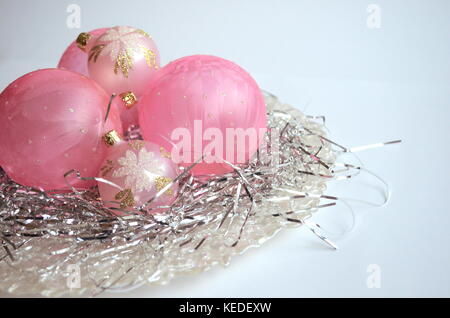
[76,32,92,51]
[103,130,122,146]
[119,91,138,109]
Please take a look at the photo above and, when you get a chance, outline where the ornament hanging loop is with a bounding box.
[104,94,116,123]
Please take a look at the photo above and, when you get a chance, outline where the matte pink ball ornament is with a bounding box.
[87,26,160,128]
[0,68,123,190]
[138,55,267,176]
[58,27,109,76]
[97,139,179,213]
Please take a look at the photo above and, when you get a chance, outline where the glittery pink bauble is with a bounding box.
[138,55,267,176]
[0,69,123,190]
[87,26,160,125]
[58,28,108,76]
[97,140,179,213]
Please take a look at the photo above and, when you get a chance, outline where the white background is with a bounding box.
[0,0,449,297]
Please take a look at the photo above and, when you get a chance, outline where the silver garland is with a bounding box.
[0,93,346,297]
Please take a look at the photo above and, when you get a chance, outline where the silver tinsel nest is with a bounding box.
[0,93,344,297]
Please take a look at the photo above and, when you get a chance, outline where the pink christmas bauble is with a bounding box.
[138,55,267,176]
[0,68,122,190]
[97,140,179,213]
[58,28,109,76]
[87,26,160,128]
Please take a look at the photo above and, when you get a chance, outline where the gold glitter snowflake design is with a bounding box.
[112,148,164,193]
[154,176,174,196]
[114,188,135,209]
[129,140,146,151]
[100,160,114,177]
[159,146,172,159]
[88,26,158,78]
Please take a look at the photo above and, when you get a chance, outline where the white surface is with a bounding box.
[0,0,449,297]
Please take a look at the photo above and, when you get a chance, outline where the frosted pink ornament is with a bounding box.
[97,139,179,213]
[58,28,109,76]
[87,26,160,128]
[138,55,267,176]
[0,68,122,190]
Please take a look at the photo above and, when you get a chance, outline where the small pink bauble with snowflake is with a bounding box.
[0,68,122,190]
[97,140,179,213]
[138,55,267,176]
[87,26,160,129]
[58,27,109,76]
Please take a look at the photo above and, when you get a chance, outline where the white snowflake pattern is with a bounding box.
[112,148,164,193]
[97,26,147,61]
[89,26,157,77]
